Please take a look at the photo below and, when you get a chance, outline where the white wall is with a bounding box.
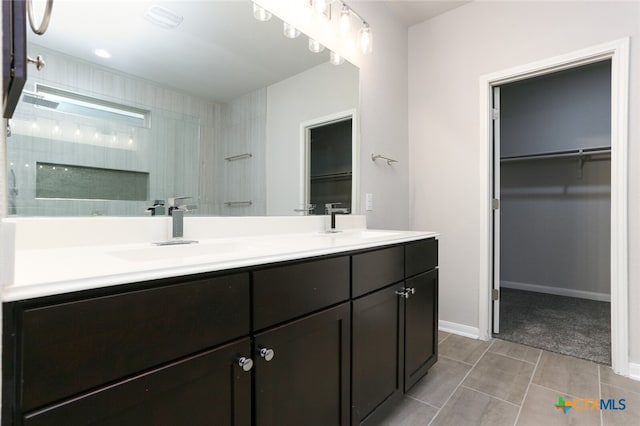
[501,159,611,298]
[265,61,359,215]
[409,1,640,362]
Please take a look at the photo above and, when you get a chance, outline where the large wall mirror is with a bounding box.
[7,1,359,217]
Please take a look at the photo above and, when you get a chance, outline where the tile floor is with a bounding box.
[379,332,640,426]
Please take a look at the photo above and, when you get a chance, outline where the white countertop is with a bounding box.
[4,228,438,302]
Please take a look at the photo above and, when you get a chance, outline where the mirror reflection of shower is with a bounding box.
[9,167,18,215]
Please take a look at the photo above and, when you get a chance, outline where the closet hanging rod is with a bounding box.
[225,153,252,162]
[500,147,611,163]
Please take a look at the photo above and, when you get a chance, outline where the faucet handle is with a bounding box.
[181,204,198,212]
[168,196,191,207]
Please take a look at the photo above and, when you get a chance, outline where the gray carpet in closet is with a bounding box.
[496,288,611,365]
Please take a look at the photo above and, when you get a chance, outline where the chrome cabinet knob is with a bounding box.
[238,356,253,372]
[259,347,275,362]
[407,287,416,295]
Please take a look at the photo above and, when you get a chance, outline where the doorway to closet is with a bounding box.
[492,60,612,365]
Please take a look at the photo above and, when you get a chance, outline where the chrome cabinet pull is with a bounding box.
[259,347,275,362]
[27,0,54,35]
[238,356,253,372]
[406,287,416,296]
[395,289,409,299]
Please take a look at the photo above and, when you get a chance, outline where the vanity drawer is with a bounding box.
[405,238,438,278]
[352,246,404,298]
[20,273,250,412]
[253,256,350,330]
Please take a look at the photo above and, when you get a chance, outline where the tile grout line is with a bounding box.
[598,365,604,426]
[438,332,451,345]
[439,354,475,367]
[487,349,539,365]
[427,339,496,426]
[405,394,440,410]
[512,348,543,425]
[459,384,520,408]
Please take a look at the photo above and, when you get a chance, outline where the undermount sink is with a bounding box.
[108,240,239,262]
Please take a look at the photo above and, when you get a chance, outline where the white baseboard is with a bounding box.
[501,280,611,302]
[629,362,640,382]
[439,320,480,340]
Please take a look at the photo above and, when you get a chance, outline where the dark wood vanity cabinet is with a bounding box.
[2,237,438,426]
[352,239,439,425]
[3,273,252,426]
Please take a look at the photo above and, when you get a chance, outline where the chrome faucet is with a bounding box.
[153,196,198,245]
[168,196,198,239]
[146,200,165,216]
[325,203,350,233]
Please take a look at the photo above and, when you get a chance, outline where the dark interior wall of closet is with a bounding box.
[500,60,611,300]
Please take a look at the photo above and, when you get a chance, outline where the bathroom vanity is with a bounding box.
[1,220,438,426]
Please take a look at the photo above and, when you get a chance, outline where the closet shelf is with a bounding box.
[500,147,611,163]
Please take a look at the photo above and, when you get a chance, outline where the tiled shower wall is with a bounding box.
[219,89,267,216]
[7,43,262,217]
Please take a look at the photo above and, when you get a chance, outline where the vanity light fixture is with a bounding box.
[312,0,330,19]
[308,38,325,53]
[93,49,111,59]
[283,22,300,39]
[330,51,344,65]
[253,3,272,22]
[144,5,184,29]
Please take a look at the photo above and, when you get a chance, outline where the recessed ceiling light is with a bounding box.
[94,49,111,59]
[145,5,184,29]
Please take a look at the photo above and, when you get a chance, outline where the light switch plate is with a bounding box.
[365,193,373,211]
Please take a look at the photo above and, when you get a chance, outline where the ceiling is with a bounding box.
[381,0,471,27]
[29,1,329,103]
[28,1,469,103]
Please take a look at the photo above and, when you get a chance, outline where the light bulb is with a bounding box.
[308,38,325,53]
[283,22,300,39]
[252,3,272,21]
[330,51,345,65]
[313,0,328,15]
[358,23,372,54]
[340,5,351,37]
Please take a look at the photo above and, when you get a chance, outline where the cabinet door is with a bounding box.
[22,338,253,426]
[405,269,439,391]
[254,303,350,426]
[352,284,405,426]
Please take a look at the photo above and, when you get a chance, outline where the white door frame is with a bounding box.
[299,109,359,214]
[478,38,630,375]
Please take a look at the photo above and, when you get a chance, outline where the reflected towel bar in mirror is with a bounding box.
[225,201,253,207]
[371,154,398,165]
[224,153,253,162]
